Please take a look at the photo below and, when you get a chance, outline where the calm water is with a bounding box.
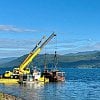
[0,68,100,100]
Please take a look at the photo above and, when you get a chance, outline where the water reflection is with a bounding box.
[0,81,100,100]
[20,82,45,89]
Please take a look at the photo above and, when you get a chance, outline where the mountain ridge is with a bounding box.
[0,50,100,68]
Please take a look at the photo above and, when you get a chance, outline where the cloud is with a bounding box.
[0,25,37,32]
[48,40,100,54]
[0,38,35,58]
[38,38,94,54]
[0,36,100,58]
[79,42,100,51]
[0,38,37,49]
[0,37,57,57]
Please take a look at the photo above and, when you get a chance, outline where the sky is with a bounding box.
[0,0,100,58]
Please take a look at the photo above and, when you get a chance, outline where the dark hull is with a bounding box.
[43,70,65,82]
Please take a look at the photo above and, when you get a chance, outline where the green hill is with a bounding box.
[0,57,17,65]
[0,51,100,69]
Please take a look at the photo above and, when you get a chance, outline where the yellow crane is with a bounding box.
[4,33,56,79]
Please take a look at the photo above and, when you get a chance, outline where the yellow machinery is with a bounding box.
[4,35,45,78]
[3,33,56,82]
[0,79,19,84]
[4,71,13,78]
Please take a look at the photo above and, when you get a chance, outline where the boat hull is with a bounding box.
[0,79,19,84]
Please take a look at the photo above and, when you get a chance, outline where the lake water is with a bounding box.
[0,68,100,100]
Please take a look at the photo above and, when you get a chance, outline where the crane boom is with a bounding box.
[19,36,45,67]
[31,36,45,52]
[40,33,56,49]
[19,33,56,73]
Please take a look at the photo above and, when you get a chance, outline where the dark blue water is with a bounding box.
[0,68,100,100]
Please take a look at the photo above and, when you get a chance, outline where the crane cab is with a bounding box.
[4,71,13,78]
[13,68,19,74]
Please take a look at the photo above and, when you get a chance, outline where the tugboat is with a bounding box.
[42,51,65,82]
[43,69,65,82]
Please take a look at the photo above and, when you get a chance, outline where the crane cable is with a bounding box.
[54,34,58,70]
